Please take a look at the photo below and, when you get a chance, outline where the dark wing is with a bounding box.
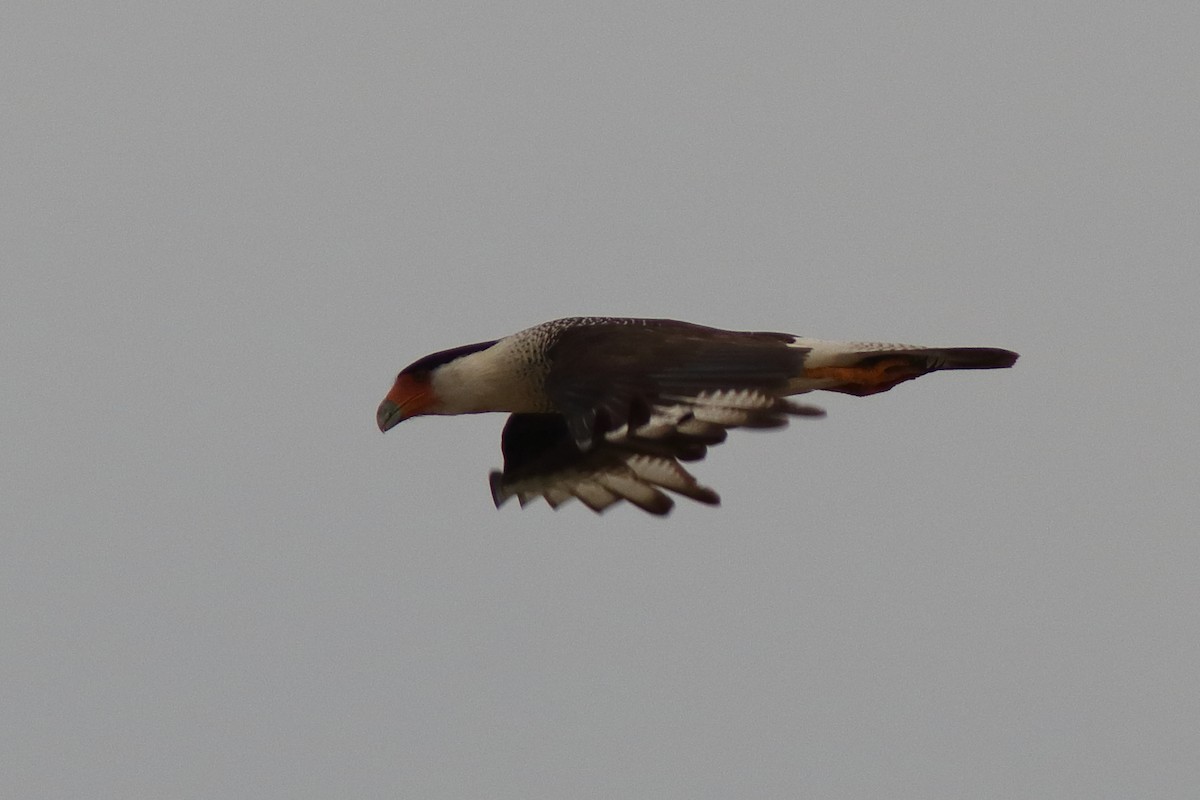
[490,398,823,515]
[489,413,718,515]
[543,319,815,448]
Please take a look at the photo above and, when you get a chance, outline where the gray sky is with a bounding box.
[4,3,1198,798]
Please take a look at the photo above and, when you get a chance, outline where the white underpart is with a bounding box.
[427,337,545,414]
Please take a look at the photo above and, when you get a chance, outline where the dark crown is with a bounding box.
[400,340,499,375]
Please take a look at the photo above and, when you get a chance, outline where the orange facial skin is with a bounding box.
[376,373,436,431]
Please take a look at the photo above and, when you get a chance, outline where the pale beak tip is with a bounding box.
[377,399,403,433]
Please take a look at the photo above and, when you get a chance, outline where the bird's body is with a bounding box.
[378,316,1018,515]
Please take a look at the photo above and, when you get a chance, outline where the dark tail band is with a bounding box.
[923,347,1019,371]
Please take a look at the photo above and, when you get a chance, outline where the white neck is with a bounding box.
[428,340,543,414]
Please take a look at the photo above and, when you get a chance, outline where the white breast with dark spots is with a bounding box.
[426,318,629,415]
[428,334,552,414]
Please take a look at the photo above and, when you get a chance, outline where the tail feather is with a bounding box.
[803,345,1018,397]
[916,347,1019,371]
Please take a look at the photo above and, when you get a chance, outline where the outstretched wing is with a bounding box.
[490,391,824,515]
[541,319,813,448]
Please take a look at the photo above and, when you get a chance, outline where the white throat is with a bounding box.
[428,339,543,414]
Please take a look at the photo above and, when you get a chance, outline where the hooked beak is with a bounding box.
[376,376,433,432]
[376,398,405,432]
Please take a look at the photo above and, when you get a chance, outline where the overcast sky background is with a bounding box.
[4,3,1198,798]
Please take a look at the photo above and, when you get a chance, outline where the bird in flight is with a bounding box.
[377,317,1018,515]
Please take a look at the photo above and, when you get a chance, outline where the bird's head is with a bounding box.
[377,339,500,432]
[376,368,437,432]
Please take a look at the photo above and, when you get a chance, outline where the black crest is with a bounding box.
[400,340,498,376]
